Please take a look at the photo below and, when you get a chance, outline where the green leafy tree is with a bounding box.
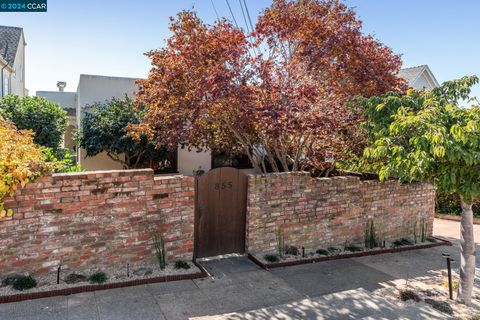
[0,95,68,151]
[79,96,166,169]
[359,76,479,305]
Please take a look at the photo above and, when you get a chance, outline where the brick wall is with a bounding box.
[0,169,194,275]
[246,172,435,254]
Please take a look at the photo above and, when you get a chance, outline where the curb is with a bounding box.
[0,261,208,304]
[435,214,480,225]
[248,238,452,270]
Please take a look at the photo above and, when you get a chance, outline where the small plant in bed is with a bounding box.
[344,244,362,252]
[12,275,37,291]
[316,249,329,256]
[327,246,341,255]
[425,236,437,243]
[392,238,414,248]
[174,260,190,270]
[399,289,421,302]
[264,254,280,263]
[89,271,107,284]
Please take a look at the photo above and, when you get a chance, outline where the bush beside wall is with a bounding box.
[246,172,435,254]
[0,169,194,275]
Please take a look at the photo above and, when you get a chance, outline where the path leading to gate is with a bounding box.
[0,219,475,320]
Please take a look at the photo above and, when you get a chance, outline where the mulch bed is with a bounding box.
[0,261,208,304]
[248,237,452,270]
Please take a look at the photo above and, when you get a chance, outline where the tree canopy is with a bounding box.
[0,95,68,151]
[79,96,167,169]
[357,76,480,305]
[131,0,406,173]
[361,76,480,202]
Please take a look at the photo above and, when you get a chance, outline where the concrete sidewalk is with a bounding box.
[194,288,454,320]
[0,219,474,320]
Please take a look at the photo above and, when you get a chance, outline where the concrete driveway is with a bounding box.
[0,219,475,320]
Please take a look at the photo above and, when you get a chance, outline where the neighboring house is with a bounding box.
[0,25,26,97]
[398,65,439,90]
[37,74,217,175]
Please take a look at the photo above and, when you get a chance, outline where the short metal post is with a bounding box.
[302,247,305,258]
[442,253,454,299]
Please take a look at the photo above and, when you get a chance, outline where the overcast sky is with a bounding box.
[1,0,479,97]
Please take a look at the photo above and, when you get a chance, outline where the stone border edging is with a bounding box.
[248,238,452,270]
[0,261,208,304]
[435,214,480,225]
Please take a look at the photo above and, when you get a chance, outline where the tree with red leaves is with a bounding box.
[131,0,406,174]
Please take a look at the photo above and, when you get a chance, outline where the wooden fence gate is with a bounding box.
[194,167,248,258]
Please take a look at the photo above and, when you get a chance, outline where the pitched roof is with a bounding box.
[0,25,23,65]
[398,65,440,88]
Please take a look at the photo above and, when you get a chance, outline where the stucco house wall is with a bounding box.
[0,25,26,97]
[10,31,26,97]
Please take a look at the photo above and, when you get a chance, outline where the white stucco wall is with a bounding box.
[36,91,76,108]
[76,74,138,128]
[10,32,25,97]
[79,148,125,171]
[177,147,211,175]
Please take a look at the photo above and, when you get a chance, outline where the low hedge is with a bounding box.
[436,193,480,216]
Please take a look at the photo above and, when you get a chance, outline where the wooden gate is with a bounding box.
[195,167,248,258]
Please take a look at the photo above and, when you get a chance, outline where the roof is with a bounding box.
[398,65,440,88]
[0,25,23,65]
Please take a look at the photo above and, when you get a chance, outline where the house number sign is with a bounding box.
[214,181,233,190]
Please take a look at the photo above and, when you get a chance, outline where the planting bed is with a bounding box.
[0,261,207,303]
[249,237,451,269]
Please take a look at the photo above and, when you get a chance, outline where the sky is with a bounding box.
[1,0,479,97]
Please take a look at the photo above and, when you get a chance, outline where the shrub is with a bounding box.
[392,238,413,247]
[0,95,67,151]
[284,245,299,256]
[0,117,56,219]
[276,227,285,257]
[264,254,280,263]
[425,236,437,243]
[43,148,83,173]
[364,219,378,249]
[399,289,421,302]
[174,260,190,270]
[89,272,107,284]
[344,244,362,252]
[316,249,329,256]
[152,231,166,270]
[12,275,37,291]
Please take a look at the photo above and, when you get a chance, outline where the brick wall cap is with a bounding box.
[154,174,187,181]
[53,169,153,179]
[247,171,310,178]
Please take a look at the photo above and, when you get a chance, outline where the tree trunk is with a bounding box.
[457,195,476,305]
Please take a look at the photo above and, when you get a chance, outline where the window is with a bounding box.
[211,152,252,169]
[3,74,9,95]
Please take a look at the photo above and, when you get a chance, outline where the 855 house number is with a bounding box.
[214,181,233,190]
